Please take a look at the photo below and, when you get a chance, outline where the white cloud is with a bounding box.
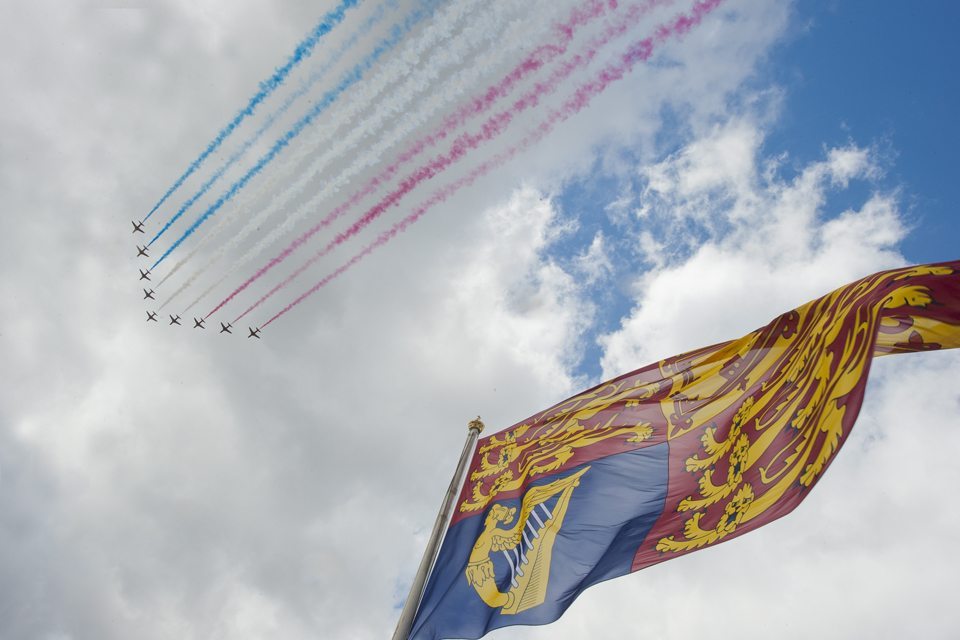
[573,231,614,285]
[601,120,905,375]
[641,119,762,214]
[445,188,590,386]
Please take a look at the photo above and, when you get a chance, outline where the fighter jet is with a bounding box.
[247,327,261,339]
[131,220,145,234]
[139,268,151,281]
[219,322,233,334]
[143,288,155,300]
[146,311,158,322]
[136,245,149,257]
[169,314,182,326]
[193,318,205,329]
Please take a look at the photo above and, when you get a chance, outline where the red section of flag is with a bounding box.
[633,260,960,570]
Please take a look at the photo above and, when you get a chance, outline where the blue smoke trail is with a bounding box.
[142,0,360,223]
[147,0,400,248]
[151,0,443,270]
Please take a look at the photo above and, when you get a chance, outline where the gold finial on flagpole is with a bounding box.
[468,415,484,434]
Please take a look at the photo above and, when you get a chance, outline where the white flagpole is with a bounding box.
[392,416,485,640]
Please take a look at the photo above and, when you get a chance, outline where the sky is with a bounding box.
[0,1,958,639]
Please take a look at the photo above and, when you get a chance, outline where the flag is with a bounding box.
[408,261,960,640]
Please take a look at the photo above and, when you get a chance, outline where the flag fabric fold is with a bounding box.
[409,260,960,640]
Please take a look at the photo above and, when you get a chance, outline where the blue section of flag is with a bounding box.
[410,444,669,640]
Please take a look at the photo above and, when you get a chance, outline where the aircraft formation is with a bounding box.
[132,0,718,340]
[138,219,261,338]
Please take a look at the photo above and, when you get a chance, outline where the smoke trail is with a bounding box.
[194,0,622,316]
[150,0,400,266]
[159,0,499,307]
[143,0,359,223]
[170,0,561,313]
[148,0,443,269]
[262,0,621,246]
[207,0,673,318]
[234,0,492,221]
[257,0,724,328]
[154,0,400,294]
[223,0,566,276]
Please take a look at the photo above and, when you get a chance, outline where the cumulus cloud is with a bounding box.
[572,232,614,285]
[601,119,906,375]
[444,188,591,386]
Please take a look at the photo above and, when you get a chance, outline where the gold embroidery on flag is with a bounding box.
[460,413,651,513]
[657,265,956,554]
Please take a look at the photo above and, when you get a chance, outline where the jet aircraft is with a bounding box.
[136,245,149,257]
[193,318,205,329]
[131,220,145,234]
[247,327,261,339]
[139,268,151,281]
[143,288,155,300]
[146,311,158,322]
[219,322,233,334]
[169,314,181,326]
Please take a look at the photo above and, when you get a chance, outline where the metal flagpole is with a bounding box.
[392,416,485,640]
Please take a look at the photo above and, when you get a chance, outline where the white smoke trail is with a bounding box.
[170,0,560,312]
[224,0,546,258]
[207,0,673,320]
[158,0,489,310]
[223,0,486,225]
[153,0,402,294]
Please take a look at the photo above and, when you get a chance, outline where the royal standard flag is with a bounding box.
[409,261,960,640]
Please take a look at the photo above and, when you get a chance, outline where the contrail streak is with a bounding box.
[148,0,443,269]
[207,0,673,318]
[196,0,623,316]
[172,0,559,313]
[150,0,400,267]
[154,0,400,295]
[161,0,504,310]
[222,0,551,280]
[256,0,724,328]
[142,0,359,223]
[231,0,492,226]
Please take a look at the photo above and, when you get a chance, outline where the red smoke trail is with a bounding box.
[208,0,669,321]
[258,0,723,328]
[205,0,625,320]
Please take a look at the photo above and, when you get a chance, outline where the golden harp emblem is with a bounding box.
[464,466,589,615]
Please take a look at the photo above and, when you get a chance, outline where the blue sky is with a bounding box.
[766,1,959,263]
[554,0,960,380]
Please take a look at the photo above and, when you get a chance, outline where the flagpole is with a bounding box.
[392,416,485,640]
